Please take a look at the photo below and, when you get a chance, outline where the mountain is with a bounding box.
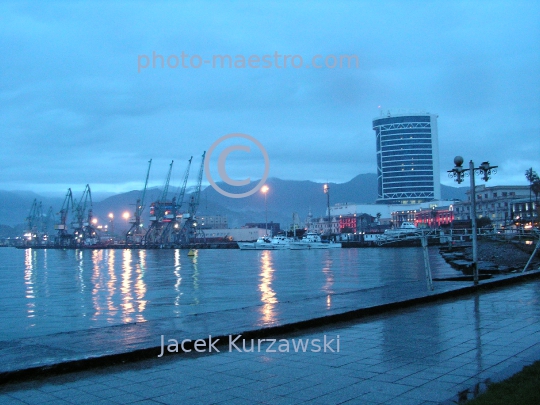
[0,174,468,230]
[441,184,468,201]
[199,174,379,227]
[0,191,64,227]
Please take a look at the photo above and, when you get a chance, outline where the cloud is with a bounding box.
[0,1,539,196]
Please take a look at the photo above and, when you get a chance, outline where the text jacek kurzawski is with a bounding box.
[158,334,340,357]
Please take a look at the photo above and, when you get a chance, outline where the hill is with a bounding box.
[0,173,468,230]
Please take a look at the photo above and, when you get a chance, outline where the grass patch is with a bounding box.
[465,361,540,405]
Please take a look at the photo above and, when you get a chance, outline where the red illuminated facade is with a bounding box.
[414,207,454,228]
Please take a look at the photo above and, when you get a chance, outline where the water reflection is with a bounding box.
[259,250,277,325]
[24,249,36,324]
[42,249,49,298]
[474,294,483,378]
[135,250,147,321]
[174,249,182,313]
[90,250,103,319]
[4,247,462,342]
[190,251,200,306]
[121,249,135,322]
[321,251,334,309]
[76,249,85,293]
[89,249,147,323]
[106,249,117,318]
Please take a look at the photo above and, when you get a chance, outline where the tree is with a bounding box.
[477,216,492,229]
[532,179,540,203]
[525,168,539,221]
[532,179,540,226]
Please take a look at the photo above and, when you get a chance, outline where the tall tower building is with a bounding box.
[372,111,440,204]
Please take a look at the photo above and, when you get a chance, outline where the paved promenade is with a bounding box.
[1,275,539,404]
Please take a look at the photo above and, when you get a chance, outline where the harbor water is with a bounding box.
[0,246,459,343]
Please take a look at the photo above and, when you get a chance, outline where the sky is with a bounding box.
[1,0,539,198]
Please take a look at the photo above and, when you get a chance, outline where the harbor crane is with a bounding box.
[178,152,206,245]
[55,188,74,246]
[24,199,43,245]
[42,206,55,244]
[72,184,98,245]
[160,157,192,245]
[143,161,174,246]
[126,159,152,244]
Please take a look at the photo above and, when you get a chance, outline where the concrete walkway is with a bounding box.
[1,276,539,404]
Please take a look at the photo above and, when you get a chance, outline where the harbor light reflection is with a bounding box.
[322,252,334,309]
[174,249,182,314]
[24,249,36,323]
[259,250,277,325]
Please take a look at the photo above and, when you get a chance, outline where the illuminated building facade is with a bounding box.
[373,111,440,204]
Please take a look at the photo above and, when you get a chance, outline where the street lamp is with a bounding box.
[448,156,497,285]
[261,185,269,236]
[324,184,331,236]
[108,213,114,236]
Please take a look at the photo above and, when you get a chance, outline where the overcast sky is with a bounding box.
[1,1,539,198]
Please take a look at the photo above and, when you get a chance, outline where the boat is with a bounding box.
[375,221,421,244]
[383,221,419,236]
[237,234,292,250]
[289,232,342,250]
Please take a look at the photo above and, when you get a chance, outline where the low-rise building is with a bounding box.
[245,222,280,236]
[198,215,228,229]
[305,216,340,234]
[329,200,455,228]
[203,227,267,242]
[414,206,454,228]
[453,185,529,228]
[510,198,538,227]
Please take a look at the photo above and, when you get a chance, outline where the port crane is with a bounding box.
[24,199,43,245]
[72,184,98,245]
[42,206,55,244]
[126,159,152,244]
[178,152,206,245]
[143,161,174,246]
[160,157,192,245]
[55,188,74,246]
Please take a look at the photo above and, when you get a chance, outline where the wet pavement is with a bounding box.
[1,276,539,404]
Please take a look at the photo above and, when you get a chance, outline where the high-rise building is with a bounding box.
[372,111,440,204]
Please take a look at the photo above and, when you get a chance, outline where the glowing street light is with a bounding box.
[261,185,269,235]
[108,213,114,235]
[324,184,331,235]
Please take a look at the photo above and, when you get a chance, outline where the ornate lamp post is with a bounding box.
[448,156,497,285]
[261,185,269,236]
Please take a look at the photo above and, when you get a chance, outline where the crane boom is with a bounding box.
[73,184,92,227]
[160,160,174,202]
[175,157,192,210]
[189,151,206,216]
[58,188,74,227]
[138,159,152,218]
